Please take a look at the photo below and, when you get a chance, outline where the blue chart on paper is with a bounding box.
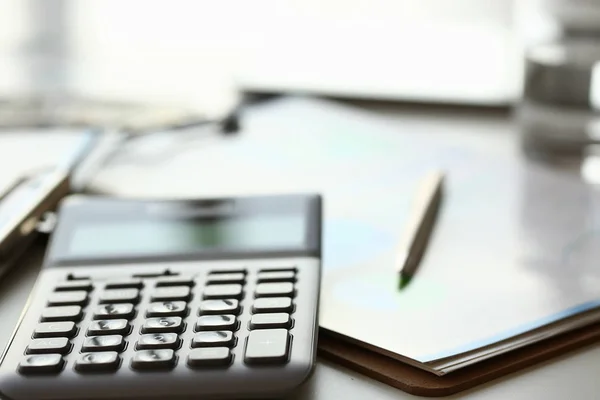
[322,219,395,271]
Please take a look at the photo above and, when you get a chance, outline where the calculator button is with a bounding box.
[146,301,187,317]
[187,347,231,368]
[40,306,83,322]
[19,354,64,374]
[244,329,290,365]
[195,315,237,331]
[82,335,125,352]
[249,313,292,330]
[54,280,94,292]
[150,286,191,302]
[210,269,246,275]
[26,338,71,355]
[155,276,194,287]
[87,319,130,336]
[203,284,243,300]
[252,297,293,313]
[34,322,77,338]
[105,278,143,289]
[206,273,245,284]
[141,317,184,334]
[191,331,235,348]
[47,291,88,306]
[137,333,180,350]
[254,282,294,298]
[198,299,240,315]
[131,349,176,370]
[94,303,136,320]
[99,289,140,304]
[257,271,296,283]
[75,352,120,373]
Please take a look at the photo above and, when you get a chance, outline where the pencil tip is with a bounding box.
[398,275,411,290]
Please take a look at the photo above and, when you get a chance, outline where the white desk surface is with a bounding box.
[1,100,600,400]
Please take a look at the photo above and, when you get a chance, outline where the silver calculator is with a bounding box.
[0,194,322,400]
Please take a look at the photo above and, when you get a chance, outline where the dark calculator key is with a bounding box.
[82,335,125,352]
[209,268,246,275]
[206,273,245,284]
[26,338,71,355]
[252,297,293,313]
[257,271,296,283]
[141,317,184,334]
[191,331,235,348]
[150,286,191,302]
[54,280,93,292]
[187,347,231,368]
[47,291,88,306]
[254,282,294,298]
[137,333,180,350]
[75,352,120,373]
[94,303,136,320]
[249,313,292,330]
[104,278,143,289]
[244,329,290,365]
[195,315,237,331]
[87,319,130,336]
[155,276,194,287]
[131,349,176,370]
[99,289,140,304]
[34,321,77,338]
[40,305,83,322]
[19,354,64,374]
[203,284,243,300]
[146,301,187,317]
[198,299,240,315]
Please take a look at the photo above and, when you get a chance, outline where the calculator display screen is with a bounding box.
[65,214,306,258]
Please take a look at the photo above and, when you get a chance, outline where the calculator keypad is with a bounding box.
[18,265,304,376]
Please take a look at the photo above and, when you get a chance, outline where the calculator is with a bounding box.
[0,194,322,400]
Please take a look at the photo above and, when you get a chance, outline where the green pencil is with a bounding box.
[396,171,445,290]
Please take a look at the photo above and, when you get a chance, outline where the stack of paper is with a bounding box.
[86,97,600,375]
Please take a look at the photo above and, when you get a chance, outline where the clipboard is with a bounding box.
[317,324,600,397]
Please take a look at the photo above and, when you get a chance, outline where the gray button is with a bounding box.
[252,297,293,313]
[75,352,120,372]
[146,301,187,317]
[203,284,243,300]
[195,315,237,331]
[47,291,88,306]
[26,338,70,355]
[82,335,125,352]
[198,299,240,315]
[254,282,294,298]
[249,313,292,330]
[34,322,77,338]
[41,306,83,322]
[206,273,245,284]
[137,333,180,350]
[187,347,231,368]
[244,329,290,365]
[141,317,184,334]
[131,349,176,370]
[19,354,64,374]
[257,271,296,283]
[87,319,129,336]
[94,303,136,320]
[54,280,93,292]
[191,331,235,348]
[150,286,191,302]
[155,276,194,287]
[105,278,143,289]
[99,289,140,304]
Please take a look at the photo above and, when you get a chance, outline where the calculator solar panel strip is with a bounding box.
[0,194,322,400]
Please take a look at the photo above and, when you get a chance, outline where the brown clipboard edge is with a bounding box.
[317,322,600,397]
